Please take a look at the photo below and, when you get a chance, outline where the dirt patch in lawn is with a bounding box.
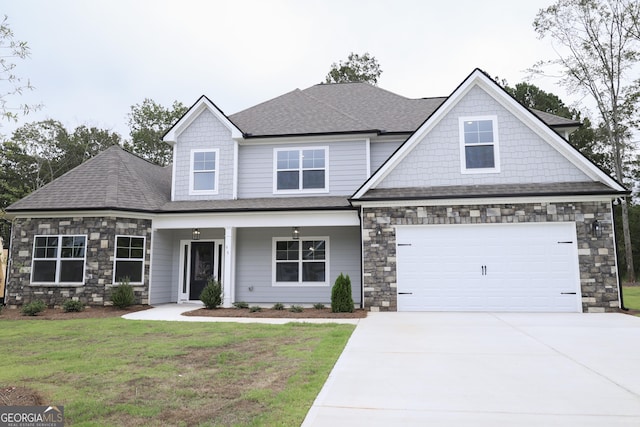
[0,386,44,406]
[0,305,150,320]
[183,307,367,319]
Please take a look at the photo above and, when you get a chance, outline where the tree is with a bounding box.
[325,52,382,85]
[124,99,187,166]
[533,0,640,282]
[0,15,41,124]
[0,121,120,243]
[504,81,611,171]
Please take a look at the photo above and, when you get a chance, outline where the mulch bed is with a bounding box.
[0,305,150,320]
[183,307,367,318]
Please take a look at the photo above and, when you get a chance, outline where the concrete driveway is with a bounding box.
[303,312,640,426]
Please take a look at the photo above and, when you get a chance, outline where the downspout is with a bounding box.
[358,206,365,309]
[612,200,628,311]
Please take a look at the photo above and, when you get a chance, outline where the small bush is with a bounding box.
[111,278,135,309]
[249,306,262,313]
[200,279,222,309]
[22,300,46,316]
[233,301,249,309]
[62,300,85,313]
[313,303,326,310]
[289,305,304,313]
[331,273,354,313]
[272,303,285,310]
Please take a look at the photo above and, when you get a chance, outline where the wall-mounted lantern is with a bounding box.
[292,227,300,240]
[591,220,602,238]
[192,228,201,240]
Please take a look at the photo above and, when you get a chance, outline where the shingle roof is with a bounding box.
[6,146,172,212]
[355,182,625,201]
[160,196,352,213]
[229,82,578,137]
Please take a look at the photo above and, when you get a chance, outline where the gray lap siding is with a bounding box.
[6,216,152,307]
[362,201,619,313]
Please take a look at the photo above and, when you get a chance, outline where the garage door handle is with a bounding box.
[561,292,577,295]
[398,292,413,295]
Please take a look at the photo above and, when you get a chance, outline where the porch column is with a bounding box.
[223,226,236,307]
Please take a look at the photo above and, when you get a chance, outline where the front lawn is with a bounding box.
[622,286,640,311]
[0,318,354,426]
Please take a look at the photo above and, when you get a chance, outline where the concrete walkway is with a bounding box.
[302,312,640,427]
[121,303,361,324]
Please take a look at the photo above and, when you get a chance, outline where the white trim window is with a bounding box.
[459,116,500,173]
[32,235,87,284]
[274,147,328,193]
[190,149,219,194]
[273,237,329,286]
[114,236,146,284]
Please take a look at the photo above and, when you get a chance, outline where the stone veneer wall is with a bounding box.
[5,216,152,307]
[362,201,619,313]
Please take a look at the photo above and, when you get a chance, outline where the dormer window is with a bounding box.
[459,116,500,173]
[190,149,219,195]
[274,147,328,193]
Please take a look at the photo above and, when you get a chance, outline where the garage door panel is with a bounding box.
[396,223,581,312]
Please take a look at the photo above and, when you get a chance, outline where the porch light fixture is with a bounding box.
[376,224,383,236]
[591,220,602,238]
[292,227,300,240]
[192,228,201,240]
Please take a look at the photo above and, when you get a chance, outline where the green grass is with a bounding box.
[0,318,354,426]
[623,286,640,311]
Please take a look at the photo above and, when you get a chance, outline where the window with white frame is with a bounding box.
[274,148,327,192]
[273,238,328,285]
[459,116,500,173]
[32,235,87,284]
[190,149,218,194]
[114,236,145,283]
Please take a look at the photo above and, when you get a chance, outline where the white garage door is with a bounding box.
[396,223,581,312]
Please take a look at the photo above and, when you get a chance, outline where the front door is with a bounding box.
[190,242,215,300]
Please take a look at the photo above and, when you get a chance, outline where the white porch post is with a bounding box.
[223,226,236,307]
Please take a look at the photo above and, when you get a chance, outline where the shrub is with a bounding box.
[313,303,326,310]
[233,301,249,309]
[272,303,285,310]
[111,278,135,309]
[62,300,85,313]
[331,273,354,313]
[249,306,262,313]
[22,300,46,316]
[200,279,222,309]
[289,305,304,313]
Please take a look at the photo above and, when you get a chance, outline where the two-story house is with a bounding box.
[3,69,627,312]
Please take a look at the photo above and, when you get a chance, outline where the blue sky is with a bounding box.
[2,0,571,139]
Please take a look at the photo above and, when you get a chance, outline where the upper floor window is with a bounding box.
[274,147,328,193]
[32,235,87,284]
[114,236,145,284]
[459,116,500,173]
[190,149,219,194]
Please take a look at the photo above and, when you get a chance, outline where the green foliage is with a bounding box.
[325,52,382,85]
[199,279,222,309]
[331,273,354,313]
[313,303,326,310]
[0,120,120,243]
[622,286,640,310]
[249,306,262,313]
[0,15,42,123]
[233,301,249,309]
[62,300,85,313]
[615,203,640,281]
[123,98,188,166]
[21,300,46,316]
[289,305,304,313]
[272,303,285,310]
[111,278,135,309]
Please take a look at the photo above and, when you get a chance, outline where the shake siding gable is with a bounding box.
[378,86,591,189]
[173,109,235,201]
